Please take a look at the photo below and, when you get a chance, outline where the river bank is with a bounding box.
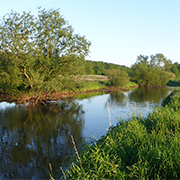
[0,75,139,104]
[54,89,180,179]
[0,86,136,105]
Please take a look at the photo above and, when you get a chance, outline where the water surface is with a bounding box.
[0,87,174,179]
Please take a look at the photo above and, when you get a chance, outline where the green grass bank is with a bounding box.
[54,89,180,179]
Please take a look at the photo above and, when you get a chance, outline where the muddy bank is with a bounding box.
[0,87,131,105]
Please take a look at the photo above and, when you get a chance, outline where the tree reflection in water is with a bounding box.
[128,88,172,104]
[107,88,172,109]
[0,100,85,179]
[107,93,127,107]
[105,88,173,123]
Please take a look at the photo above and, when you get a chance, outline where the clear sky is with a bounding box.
[0,0,179,67]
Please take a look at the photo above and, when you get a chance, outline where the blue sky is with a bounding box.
[0,0,179,67]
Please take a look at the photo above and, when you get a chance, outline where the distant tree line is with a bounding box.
[84,60,130,75]
[84,61,130,87]
[85,55,180,88]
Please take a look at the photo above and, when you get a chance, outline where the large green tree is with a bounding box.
[0,8,91,93]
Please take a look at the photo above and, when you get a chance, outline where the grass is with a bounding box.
[52,89,180,179]
[123,81,138,88]
[80,81,106,91]
[75,91,105,100]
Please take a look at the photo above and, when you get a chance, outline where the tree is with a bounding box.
[85,60,130,76]
[94,62,106,75]
[0,8,91,93]
[130,54,175,87]
[130,55,150,87]
[171,62,180,78]
[85,61,95,75]
[136,55,149,65]
[106,69,129,87]
[150,53,172,71]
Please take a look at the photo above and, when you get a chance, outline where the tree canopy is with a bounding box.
[0,8,91,93]
[84,60,130,75]
[171,62,180,78]
[130,54,175,87]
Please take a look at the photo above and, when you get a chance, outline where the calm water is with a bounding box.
[0,88,174,179]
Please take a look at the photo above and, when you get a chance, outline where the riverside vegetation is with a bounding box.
[1,8,180,104]
[0,7,133,104]
[51,89,180,179]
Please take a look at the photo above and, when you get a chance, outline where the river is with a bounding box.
[0,87,175,179]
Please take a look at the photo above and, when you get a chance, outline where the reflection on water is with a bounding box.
[0,87,175,179]
[0,100,84,179]
[108,87,172,107]
[106,87,173,120]
[108,93,128,107]
[128,88,172,103]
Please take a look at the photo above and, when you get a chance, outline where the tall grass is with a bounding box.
[54,89,180,179]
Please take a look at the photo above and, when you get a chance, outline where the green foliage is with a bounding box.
[106,69,130,87]
[84,61,95,74]
[85,60,130,75]
[93,61,106,75]
[130,59,149,87]
[0,8,91,94]
[171,62,180,78]
[124,81,138,88]
[162,90,180,108]
[59,89,180,179]
[150,53,172,71]
[75,92,104,100]
[130,54,175,87]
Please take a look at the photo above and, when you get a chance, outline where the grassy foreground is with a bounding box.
[53,89,180,179]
